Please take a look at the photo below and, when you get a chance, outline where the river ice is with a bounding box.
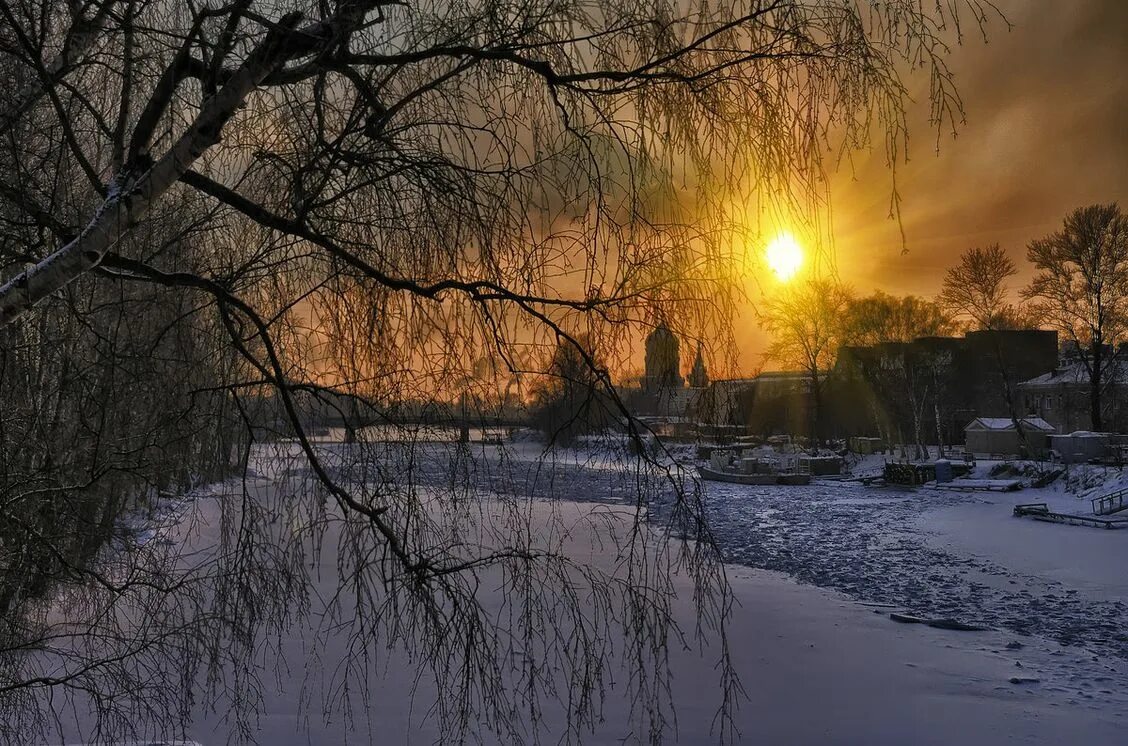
[48,439,1128,744]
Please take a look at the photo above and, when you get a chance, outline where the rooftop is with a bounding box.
[1020,359,1128,387]
[965,416,1055,432]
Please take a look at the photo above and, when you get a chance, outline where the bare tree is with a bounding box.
[939,244,1018,330]
[0,1,1000,742]
[834,293,954,450]
[530,335,612,445]
[941,243,1050,455]
[760,279,853,441]
[1024,204,1128,431]
[845,291,955,346]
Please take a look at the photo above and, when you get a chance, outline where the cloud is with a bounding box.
[830,0,1128,296]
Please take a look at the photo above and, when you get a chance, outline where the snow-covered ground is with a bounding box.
[704,477,1128,654]
[49,440,1128,744]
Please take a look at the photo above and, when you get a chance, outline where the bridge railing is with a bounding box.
[1091,488,1128,516]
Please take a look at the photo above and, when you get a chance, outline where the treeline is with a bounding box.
[0,256,246,620]
[760,203,1128,438]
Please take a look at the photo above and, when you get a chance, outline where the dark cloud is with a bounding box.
[831,0,1128,296]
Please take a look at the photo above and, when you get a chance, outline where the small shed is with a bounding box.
[849,436,886,455]
[1049,431,1111,464]
[964,417,1054,457]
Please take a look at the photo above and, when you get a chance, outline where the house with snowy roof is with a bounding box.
[1018,358,1128,434]
[963,417,1054,458]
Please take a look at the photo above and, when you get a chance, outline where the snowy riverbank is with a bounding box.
[51,440,1128,744]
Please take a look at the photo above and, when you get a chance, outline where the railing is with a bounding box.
[1092,488,1128,516]
[1015,502,1126,530]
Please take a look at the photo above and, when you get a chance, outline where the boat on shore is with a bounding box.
[697,465,811,486]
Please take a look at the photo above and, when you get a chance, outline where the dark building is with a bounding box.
[960,330,1060,423]
[703,373,811,435]
[829,329,1058,448]
[688,344,709,388]
[1019,356,1128,434]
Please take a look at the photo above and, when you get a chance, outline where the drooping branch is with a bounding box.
[0,1,118,130]
[0,2,389,327]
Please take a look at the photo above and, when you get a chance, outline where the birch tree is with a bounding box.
[0,1,1000,742]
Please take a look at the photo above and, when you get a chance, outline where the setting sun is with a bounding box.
[765,233,804,281]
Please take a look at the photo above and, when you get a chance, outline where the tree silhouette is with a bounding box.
[760,279,853,440]
[530,336,611,444]
[1025,204,1128,431]
[940,244,1022,331]
[845,292,955,346]
[0,1,999,742]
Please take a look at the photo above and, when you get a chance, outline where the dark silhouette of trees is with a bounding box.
[530,336,612,445]
[939,243,1040,451]
[1024,204,1128,431]
[940,244,1042,332]
[844,292,955,346]
[838,292,954,451]
[940,244,1017,330]
[0,0,1000,742]
[760,279,853,440]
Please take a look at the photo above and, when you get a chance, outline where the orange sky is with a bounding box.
[833,0,1128,295]
[728,0,1128,374]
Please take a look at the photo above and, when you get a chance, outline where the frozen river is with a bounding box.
[699,479,1128,662]
[316,438,1128,681]
[40,441,1128,744]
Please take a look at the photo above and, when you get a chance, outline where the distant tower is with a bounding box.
[644,325,683,391]
[688,344,709,388]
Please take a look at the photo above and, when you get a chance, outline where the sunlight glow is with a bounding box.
[765,233,804,281]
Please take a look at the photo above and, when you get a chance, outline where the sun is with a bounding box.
[765,233,804,281]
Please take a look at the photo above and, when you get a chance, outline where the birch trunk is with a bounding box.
[0,5,381,326]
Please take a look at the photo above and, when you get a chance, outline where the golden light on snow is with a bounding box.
[765,233,804,281]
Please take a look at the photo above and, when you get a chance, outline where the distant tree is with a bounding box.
[760,279,853,440]
[844,292,955,346]
[941,244,1048,453]
[644,325,684,391]
[530,336,612,445]
[832,293,952,448]
[882,346,929,459]
[1024,204,1128,431]
[939,245,1021,330]
[983,304,1046,331]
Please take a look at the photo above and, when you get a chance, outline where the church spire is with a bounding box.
[688,343,708,388]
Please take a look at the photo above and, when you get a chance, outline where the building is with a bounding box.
[1049,431,1113,464]
[831,329,1058,447]
[1019,358,1128,433]
[964,416,1054,457]
[703,372,812,435]
[960,330,1059,420]
[688,344,709,388]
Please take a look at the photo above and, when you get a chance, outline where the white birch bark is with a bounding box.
[0,4,381,326]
